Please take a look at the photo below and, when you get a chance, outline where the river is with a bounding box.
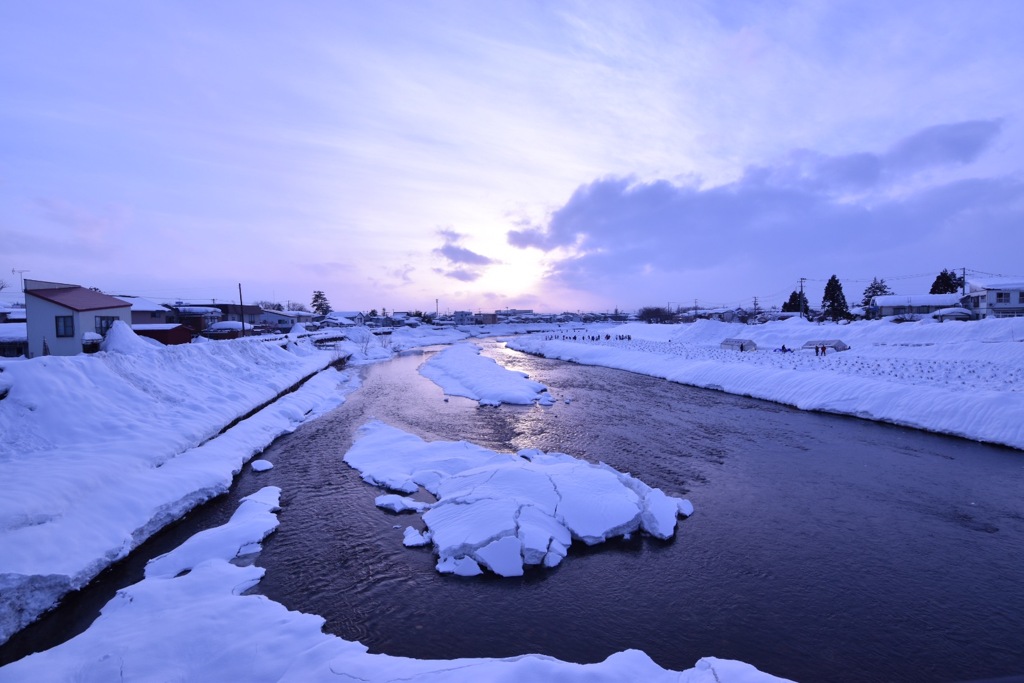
[3,340,1023,683]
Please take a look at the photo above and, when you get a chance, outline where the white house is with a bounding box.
[962,279,1024,319]
[321,311,365,327]
[24,279,132,357]
[869,293,962,318]
[260,309,315,332]
[116,295,172,325]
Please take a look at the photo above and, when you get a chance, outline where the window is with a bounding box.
[1019,292,1024,304]
[996,292,1010,304]
[55,316,74,337]
[95,316,119,336]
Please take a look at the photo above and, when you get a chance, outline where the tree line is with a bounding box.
[780,268,965,321]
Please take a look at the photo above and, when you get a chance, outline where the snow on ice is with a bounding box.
[419,341,549,405]
[344,421,693,577]
[0,486,789,683]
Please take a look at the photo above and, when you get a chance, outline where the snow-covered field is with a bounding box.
[2,314,1021,680]
[507,316,1024,450]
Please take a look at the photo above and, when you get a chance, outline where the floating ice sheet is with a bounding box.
[344,421,693,577]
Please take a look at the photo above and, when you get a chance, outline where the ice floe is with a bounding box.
[344,421,692,577]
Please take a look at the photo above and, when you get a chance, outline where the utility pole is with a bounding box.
[238,283,246,336]
[11,268,29,293]
[753,296,759,314]
[962,267,967,297]
[799,278,807,319]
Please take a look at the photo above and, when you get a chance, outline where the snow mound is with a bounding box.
[419,342,549,405]
[251,459,274,472]
[344,422,692,577]
[101,320,157,355]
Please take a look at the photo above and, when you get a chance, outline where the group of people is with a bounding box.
[543,334,633,342]
[814,345,828,357]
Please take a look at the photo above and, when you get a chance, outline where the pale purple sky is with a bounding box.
[2,1,1023,313]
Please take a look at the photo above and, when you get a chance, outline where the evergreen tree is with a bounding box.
[861,277,894,306]
[821,275,851,321]
[781,290,809,314]
[637,306,672,323]
[310,290,332,316]
[930,268,965,294]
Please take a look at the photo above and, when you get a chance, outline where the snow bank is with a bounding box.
[0,328,352,644]
[508,318,1024,450]
[344,422,692,577]
[0,487,788,683]
[419,342,549,405]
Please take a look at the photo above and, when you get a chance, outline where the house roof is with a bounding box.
[871,293,961,307]
[967,278,1024,292]
[116,296,170,313]
[27,286,130,312]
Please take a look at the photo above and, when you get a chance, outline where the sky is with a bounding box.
[2,0,1024,314]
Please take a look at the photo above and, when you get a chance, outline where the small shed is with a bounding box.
[802,339,850,352]
[721,338,757,352]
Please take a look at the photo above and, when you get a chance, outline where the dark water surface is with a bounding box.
[4,341,1023,682]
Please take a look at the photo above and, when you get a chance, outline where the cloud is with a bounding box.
[883,120,1003,174]
[432,229,497,281]
[506,120,1023,304]
[432,267,481,282]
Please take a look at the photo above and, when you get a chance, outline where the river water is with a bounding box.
[4,341,1023,682]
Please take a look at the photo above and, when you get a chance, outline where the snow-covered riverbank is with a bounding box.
[507,317,1024,450]
[3,315,1020,680]
[0,486,787,683]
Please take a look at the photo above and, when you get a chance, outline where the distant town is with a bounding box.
[1,272,1022,359]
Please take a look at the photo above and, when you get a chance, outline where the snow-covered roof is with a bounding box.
[175,306,222,315]
[871,293,961,307]
[117,296,171,312]
[207,321,253,331]
[0,322,27,342]
[930,307,972,318]
[967,278,1024,292]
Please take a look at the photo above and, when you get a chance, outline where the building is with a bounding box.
[869,293,962,319]
[260,309,315,332]
[24,279,131,357]
[210,302,263,326]
[962,279,1024,319]
[116,296,172,325]
[167,305,222,334]
[323,311,365,326]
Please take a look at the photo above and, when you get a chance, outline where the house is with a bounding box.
[869,293,962,319]
[24,279,131,357]
[961,279,1024,319]
[323,311,365,326]
[210,302,264,326]
[167,305,222,334]
[0,323,28,358]
[116,296,172,325]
